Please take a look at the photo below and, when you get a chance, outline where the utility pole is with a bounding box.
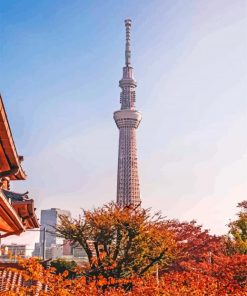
[42,227,46,260]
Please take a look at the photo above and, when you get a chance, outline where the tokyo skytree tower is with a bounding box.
[114,19,142,207]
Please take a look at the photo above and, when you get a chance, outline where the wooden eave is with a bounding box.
[0,190,24,237]
[0,95,26,180]
[12,199,39,229]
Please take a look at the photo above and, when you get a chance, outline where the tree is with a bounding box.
[55,202,175,281]
[2,256,246,295]
[163,220,224,271]
[51,259,77,279]
[1,202,246,295]
[227,201,247,255]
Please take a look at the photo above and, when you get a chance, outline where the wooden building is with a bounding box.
[0,94,39,239]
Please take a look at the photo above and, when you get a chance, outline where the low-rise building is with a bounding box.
[1,244,27,258]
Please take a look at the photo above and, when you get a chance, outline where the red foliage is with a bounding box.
[1,202,246,295]
[163,220,224,272]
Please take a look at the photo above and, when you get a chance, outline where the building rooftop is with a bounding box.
[0,94,39,238]
[2,190,29,202]
[0,95,26,181]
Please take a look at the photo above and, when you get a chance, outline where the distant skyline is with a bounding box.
[1,0,246,248]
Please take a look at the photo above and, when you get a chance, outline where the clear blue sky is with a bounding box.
[1,0,246,247]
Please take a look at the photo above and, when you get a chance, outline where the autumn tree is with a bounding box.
[163,220,224,272]
[55,202,175,281]
[226,200,247,255]
[2,256,246,295]
[161,212,247,290]
[1,202,246,295]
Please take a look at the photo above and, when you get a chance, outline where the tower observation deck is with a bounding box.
[114,19,142,207]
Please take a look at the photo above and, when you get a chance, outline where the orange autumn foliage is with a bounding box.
[1,201,246,295]
[55,203,176,279]
[1,255,246,295]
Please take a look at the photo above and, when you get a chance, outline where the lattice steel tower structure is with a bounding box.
[114,19,142,207]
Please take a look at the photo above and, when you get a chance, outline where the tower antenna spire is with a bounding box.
[125,19,132,66]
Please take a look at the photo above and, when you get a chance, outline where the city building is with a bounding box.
[63,240,88,260]
[33,208,71,258]
[0,94,39,239]
[72,244,87,259]
[62,239,73,256]
[1,244,27,258]
[46,244,63,260]
[39,208,71,247]
[114,20,142,207]
[32,242,41,257]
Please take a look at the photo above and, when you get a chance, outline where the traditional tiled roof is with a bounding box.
[0,95,26,180]
[0,189,39,234]
[0,190,24,235]
[2,189,29,202]
[0,94,39,237]
[0,268,45,293]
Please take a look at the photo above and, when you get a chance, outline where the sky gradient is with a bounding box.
[1,0,246,248]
